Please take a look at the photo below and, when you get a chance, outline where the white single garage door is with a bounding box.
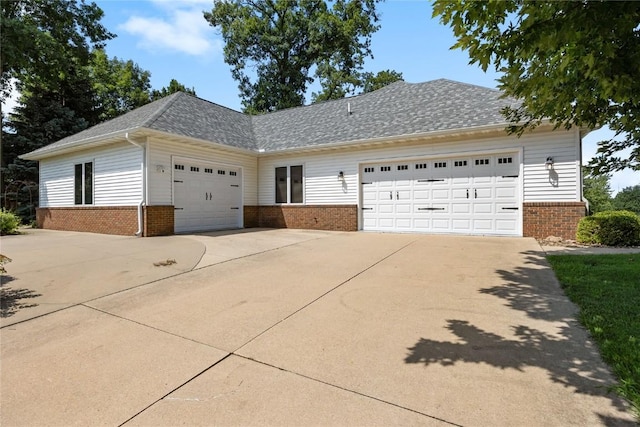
[173,159,242,233]
[361,153,520,235]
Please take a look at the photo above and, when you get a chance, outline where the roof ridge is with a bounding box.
[253,80,410,119]
[141,92,185,128]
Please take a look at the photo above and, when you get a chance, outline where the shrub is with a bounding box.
[576,210,640,246]
[0,209,21,235]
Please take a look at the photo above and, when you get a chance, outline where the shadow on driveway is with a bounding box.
[405,249,635,424]
[1,274,41,318]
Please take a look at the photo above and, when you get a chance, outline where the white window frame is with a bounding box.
[274,164,304,204]
[74,161,94,205]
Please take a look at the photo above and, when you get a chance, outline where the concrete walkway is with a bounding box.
[1,230,635,426]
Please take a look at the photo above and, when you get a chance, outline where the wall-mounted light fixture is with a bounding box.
[545,157,554,170]
[338,171,344,180]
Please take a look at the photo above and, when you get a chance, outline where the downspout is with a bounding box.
[125,132,146,236]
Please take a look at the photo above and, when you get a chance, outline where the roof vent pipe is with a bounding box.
[125,132,146,237]
[347,102,352,115]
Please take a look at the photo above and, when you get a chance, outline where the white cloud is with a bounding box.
[119,2,221,57]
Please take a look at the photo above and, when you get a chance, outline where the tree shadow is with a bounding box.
[1,275,41,318]
[404,249,635,422]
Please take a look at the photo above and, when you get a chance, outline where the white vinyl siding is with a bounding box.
[521,130,581,201]
[146,138,257,206]
[257,128,581,206]
[40,143,142,207]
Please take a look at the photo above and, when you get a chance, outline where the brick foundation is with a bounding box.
[36,205,175,236]
[36,207,139,236]
[243,205,260,228]
[246,205,358,231]
[143,205,174,236]
[523,202,587,240]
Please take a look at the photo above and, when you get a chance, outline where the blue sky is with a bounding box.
[7,0,640,192]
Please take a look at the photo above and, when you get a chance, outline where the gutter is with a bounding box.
[125,132,146,237]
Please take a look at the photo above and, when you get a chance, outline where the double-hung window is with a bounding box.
[74,162,93,205]
[275,165,303,203]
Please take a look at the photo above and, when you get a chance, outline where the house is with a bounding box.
[22,79,587,239]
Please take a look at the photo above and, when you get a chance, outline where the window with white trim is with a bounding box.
[275,165,303,203]
[74,162,93,205]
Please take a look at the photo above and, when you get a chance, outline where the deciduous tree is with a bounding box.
[1,0,114,100]
[204,0,381,113]
[150,79,197,101]
[613,185,640,215]
[582,168,613,214]
[433,0,640,173]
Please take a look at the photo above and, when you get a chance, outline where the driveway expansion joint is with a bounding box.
[233,238,420,354]
[118,353,234,427]
[81,303,228,353]
[234,353,463,427]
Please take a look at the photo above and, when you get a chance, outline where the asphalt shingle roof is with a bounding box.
[24,79,518,159]
[252,79,517,151]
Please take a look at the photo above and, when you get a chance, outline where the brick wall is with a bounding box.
[247,205,358,231]
[36,207,138,236]
[523,202,586,240]
[243,206,260,228]
[144,205,174,236]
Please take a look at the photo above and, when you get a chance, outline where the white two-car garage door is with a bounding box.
[361,153,521,236]
[173,159,242,233]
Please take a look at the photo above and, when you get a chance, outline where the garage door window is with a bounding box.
[275,165,303,203]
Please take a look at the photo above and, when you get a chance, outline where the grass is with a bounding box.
[547,253,640,419]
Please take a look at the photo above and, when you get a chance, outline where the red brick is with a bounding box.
[522,202,586,240]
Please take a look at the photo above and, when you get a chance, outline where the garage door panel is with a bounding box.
[452,219,471,231]
[432,219,450,229]
[452,203,471,214]
[432,189,450,199]
[174,161,242,233]
[361,153,520,235]
[379,204,394,214]
[396,203,412,214]
[473,219,493,231]
[473,203,493,214]
[413,190,430,200]
[496,186,517,198]
[452,188,468,200]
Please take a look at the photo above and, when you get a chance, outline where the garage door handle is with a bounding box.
[361,207,373,210]
[231,184,239,187]
[502,207,519,210]
[389,192,393,200]
[475,189,477,199]
[173,180,183,183]
[174,207,184,210]
[418,207,445,211]
[466,189,469,199]
[502,175,518,178]
[417,179,444,182]
[230,207,239,210]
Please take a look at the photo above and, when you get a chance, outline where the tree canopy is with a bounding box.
[582,168,613,214]
[204,0,382,113]
[613,185,640,215]
[433,0,640,173]
[1,1,197,220]
[151,79,197,101]
[1,0,114,100]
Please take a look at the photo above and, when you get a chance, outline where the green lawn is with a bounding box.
[547,254,640,419]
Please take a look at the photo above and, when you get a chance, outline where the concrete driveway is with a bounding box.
[0,229,635,426]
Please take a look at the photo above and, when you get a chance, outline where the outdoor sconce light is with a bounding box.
[545,157,554,170]
[338,171,345,180]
